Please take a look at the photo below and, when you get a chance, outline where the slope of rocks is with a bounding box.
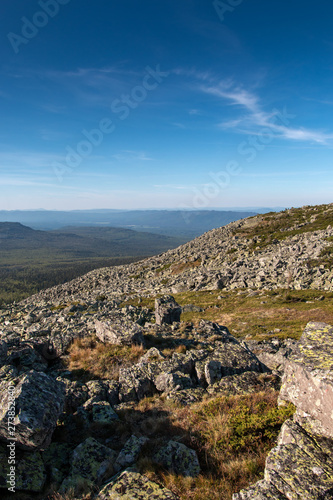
[0,203,332,498]
[17,203,333,309]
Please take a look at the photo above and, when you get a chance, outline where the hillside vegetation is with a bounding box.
[0,223,184,305]
[0,203,332,500]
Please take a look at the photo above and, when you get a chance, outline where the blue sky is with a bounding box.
[1,0,332,210]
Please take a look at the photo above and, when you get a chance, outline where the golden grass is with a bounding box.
[66,336,145,381]
[112,390,294,500]
[175,289,333,340]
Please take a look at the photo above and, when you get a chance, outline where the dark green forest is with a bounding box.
[0,223,185,305]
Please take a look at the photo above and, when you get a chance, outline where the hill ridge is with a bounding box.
[22,203,333,307]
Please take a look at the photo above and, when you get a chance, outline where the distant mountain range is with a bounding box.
[0,222,184,259]
[0,209,259,238]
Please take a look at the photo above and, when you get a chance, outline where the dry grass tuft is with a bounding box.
[114,390,295,500]
[65,336,145,381]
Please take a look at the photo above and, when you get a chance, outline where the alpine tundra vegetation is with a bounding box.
[0,204,333,499]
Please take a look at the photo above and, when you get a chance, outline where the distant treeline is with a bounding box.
[0,257,142,306]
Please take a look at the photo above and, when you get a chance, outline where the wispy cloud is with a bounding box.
[240,170,333,178]
[189,109,201,115]
[200,81,333,145]
[154,184,192,190]
[112,150,154,161]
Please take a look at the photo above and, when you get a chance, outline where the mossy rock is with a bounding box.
[97,470,178,499]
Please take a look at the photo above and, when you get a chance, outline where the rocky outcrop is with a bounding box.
[0,370,65,450]
[155,296,182,325]
[279,321,333,439]
[95,316,144,346]
[233,322,333,499]
[0,204,332,497]
[60,437,117,494]
[117,324,264,403]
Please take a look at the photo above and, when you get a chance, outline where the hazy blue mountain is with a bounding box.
[0,209,259,238]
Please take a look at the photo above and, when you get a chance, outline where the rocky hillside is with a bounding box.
[20,203,333,308]
[0,203,332,499]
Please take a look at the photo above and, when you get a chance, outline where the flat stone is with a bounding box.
[97,470,178,499]
[95,319,144,346]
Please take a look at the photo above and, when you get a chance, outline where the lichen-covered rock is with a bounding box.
[207,371,280,397]
[155,371,194,393]
[86,379,107,400]
[60,437,117,493]
[95,318,144,345]
[104,379,120,406]
[153,440,200,477]
[245,338,297,375]
[166,387,206,406]
[233,480,289,499]
[96,470,178,499]
[0,341,7,367]
[0,371,65,450]
[195,343,263,386]
[59,377,89,413]
[0,444,46,492]
[155,296,182,325]
[119,365,156,403]
[91,401,119,424]
[233,418,333,499]
[264,440,333,499]
[139,347,165,364]
[114,435,148,472]
[234,321,333,500]
[42,442,73,486]
[279,321,333,439]
[7,345,48,372]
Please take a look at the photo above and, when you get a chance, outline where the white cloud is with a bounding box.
[112,150,154,161]
[200,81,333,145]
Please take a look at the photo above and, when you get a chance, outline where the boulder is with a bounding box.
[8,345,48,372]
[155,371,194,393]
[207,371,280,397]
[95,319,144,345]
[0,341,7,367]
[119,365,156,403]
[0,371,65,450]
[91,401,119,424]
[60,437,117,493]
[0,444,46,493]
[153,440,200,477]
[114,435,148,472]
[155,296,182,325]
[264,420,333,499]
[195,343,263,387]
[278,321,333,439]
[234,321,333,499]
[97,470,178,499]
[166,387,206,406]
